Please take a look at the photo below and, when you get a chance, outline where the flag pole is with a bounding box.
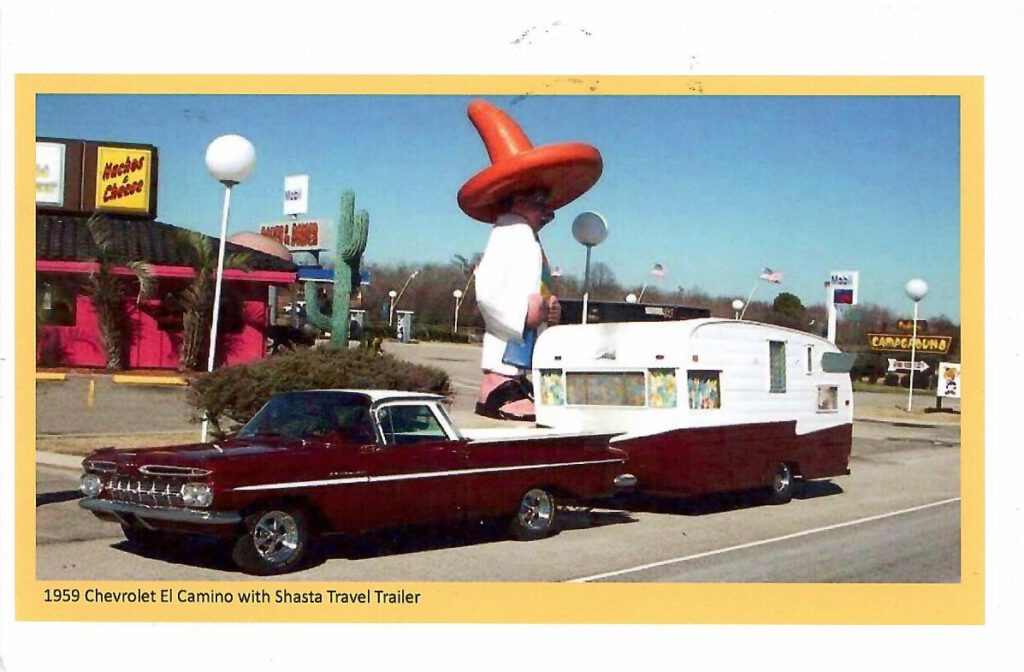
[738,279,758,320]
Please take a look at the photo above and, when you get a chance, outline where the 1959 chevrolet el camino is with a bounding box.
[79,390,634,574]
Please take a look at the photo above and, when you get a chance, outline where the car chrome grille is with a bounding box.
[107,476,185,508]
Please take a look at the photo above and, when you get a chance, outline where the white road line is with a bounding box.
[566,497,961,583]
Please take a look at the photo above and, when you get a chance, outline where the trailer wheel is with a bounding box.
[766,463,795,505]
[509,487,558,541]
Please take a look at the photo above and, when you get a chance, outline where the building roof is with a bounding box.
[37,213,296,273]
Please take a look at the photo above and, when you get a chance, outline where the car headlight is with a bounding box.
[181,482,213,508]
[80,473,103,497]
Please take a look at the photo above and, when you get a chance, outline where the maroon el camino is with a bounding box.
[79,390,634,574]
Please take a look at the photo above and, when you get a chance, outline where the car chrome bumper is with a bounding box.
[79,498,241,525]
[613,473,637,489]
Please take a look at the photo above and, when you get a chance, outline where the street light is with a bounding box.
[452,289,464,334]
[905,278,929,412]
[625,293,638,304]
[388,290,398,327]
[201,134,256,443]
[572,212,609,324]
[393,268,421,323]
[732,299,744,320]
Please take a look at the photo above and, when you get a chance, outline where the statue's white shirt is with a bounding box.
[475,213,545,376]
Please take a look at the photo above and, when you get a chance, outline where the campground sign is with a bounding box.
[868,333,954,355]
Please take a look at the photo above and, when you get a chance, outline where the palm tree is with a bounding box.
[174,230,251,371]
[83,214,154,370]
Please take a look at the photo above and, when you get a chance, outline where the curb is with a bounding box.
[111,375,188,386]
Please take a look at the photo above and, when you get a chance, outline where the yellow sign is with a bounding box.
[94,145,152,213]
[868,333,953,354]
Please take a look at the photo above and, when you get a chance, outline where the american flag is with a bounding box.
[759,267,783,283]
[650,263,666,277]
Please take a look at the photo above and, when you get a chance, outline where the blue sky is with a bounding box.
[37,93,961,320]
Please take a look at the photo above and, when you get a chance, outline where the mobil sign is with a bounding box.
[830,270,859,306]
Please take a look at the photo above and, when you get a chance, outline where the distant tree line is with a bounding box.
[299,257,961,378]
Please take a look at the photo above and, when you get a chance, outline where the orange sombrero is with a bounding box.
[457,100,603,223]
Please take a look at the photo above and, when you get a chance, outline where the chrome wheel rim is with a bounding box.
[774,464,792,493]
[517,489,554,532]
[252,510,300,565]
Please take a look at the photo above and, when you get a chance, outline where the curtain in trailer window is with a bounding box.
[687,370,721,409]
[769,341,787,393]
[565,372,646,406]
[648,369,678,408]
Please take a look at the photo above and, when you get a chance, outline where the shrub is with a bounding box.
[187,346,451,435]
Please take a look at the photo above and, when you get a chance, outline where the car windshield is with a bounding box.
[237,392,375,442]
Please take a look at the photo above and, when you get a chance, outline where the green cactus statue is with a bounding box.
[303,190,369,346]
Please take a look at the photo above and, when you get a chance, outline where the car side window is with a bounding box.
[377,404,449,445]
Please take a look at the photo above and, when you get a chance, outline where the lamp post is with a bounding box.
[201,134,256,443]
[452,289,464,334]
[732,299,744,320]
[388,290,398,327]
[391,269,420,328]
[905,278,929,412]
[571,212,609,324]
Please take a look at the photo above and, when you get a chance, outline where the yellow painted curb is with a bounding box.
[110,375,188,386]
[35,372,67,381]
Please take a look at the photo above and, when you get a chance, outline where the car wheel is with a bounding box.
[121,522,165,549]
[766,463,796,505]
[509,487,558,541]
[232,507,310,575]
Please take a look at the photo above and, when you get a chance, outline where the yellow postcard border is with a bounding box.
[16,75,983,624]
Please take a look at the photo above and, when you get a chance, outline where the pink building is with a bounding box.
[36,213,296,371]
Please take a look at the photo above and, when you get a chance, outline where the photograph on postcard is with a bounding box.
[19,76,981,622]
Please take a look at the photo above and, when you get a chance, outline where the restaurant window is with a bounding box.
[37,280,77,327]
[769,340,787,393]
[687,370,721,410]
[565,371,646,407]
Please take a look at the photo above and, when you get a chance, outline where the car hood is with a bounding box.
[83,437,297,470]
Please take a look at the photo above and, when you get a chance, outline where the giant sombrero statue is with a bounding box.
[460,100,603,422]
[457,100,603,222]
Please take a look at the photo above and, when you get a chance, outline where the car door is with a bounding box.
[363,401,468,527]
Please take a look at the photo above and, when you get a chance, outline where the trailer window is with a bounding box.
[565,372,646,407]
[817,385,839,412]
[769,341,787,393]
[648,369,678,408]
[806,345,814,374]
[687,370,721,410]
[539,369,565,406]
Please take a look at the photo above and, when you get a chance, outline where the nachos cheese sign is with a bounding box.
[94,146,153,213]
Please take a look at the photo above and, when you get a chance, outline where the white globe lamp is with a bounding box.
[904,278,929,411]
[205,134,257,185]
[201,134,257,443]
[572,212,609,324]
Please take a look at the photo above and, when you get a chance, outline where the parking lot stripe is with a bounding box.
[565,497,962,583]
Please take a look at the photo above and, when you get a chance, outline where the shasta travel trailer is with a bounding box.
[532,319,855,502]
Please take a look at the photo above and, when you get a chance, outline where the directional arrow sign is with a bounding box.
[888,359,930,373]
